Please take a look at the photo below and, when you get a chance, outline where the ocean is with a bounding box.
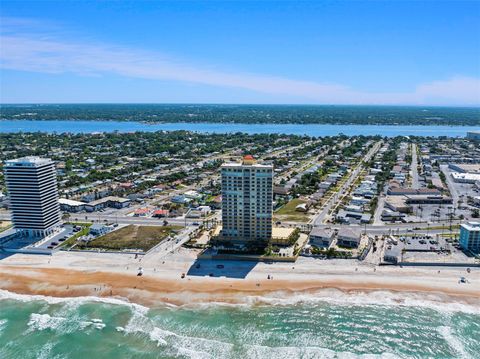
[1,290,479,359]
[1,120,479,137]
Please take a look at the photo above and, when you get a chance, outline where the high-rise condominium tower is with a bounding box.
[4,157,61,237]
[221,155,273,243]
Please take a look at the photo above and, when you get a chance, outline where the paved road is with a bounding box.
[143,226,197,261]
[372,195,386,225]
[411,143,420,189]
[441,164,459,206]
[312,140,383,225]
[0,212,199,227]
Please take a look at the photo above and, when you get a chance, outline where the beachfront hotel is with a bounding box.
[460,222,480,253]
[4,157,61,237]
[220,155,273,243]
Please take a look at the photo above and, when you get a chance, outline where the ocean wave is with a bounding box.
[120,301,404,359]
[243,345,400,359]
[437,326,472,359]
[0,318,7,332]
[128,321,402,359]
[187,288,480,315]
[27,313,66,331]
[27,312,107,332]
[0,289,149,314]
[1,286,479,318]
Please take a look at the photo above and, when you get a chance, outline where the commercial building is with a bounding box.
[459,222,480,253]
[387,187,441,196]
[385,196,411,213]
[186,205,211,218]
[4,157,61,237]
[84,196,131,212]
[448,163,480,174]
[336,209,371,224]
[405,195,452,205]
[450,172,480,184]
[467,131,480,141]
[221,155,273,243]
[59,198,86,212]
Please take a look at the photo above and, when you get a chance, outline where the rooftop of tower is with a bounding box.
[5,156,54,167]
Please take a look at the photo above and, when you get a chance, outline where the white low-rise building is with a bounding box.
[451,172,480,184]
[59,198,86,212]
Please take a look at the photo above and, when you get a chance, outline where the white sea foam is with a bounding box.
[2,285,478,317]
[0,289,149,314]
[93,322,106,330]
[27,313,66,331]
[26,312,107,333]
[120,306,402,359]
[36,341,56,359]
[0,318,8,332]
[235,289,480,315]
[438,326,471,359]
[244,344,400,359]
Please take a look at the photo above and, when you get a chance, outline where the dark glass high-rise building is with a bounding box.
[4,157,61,237]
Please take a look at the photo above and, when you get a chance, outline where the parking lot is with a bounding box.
[35,225,75,250]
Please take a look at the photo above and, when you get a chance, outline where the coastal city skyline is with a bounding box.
[1,1,480,105]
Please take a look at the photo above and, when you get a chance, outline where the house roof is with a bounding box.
[134,208,150,214]
[338,227,360,239]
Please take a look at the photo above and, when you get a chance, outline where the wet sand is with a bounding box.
[0,248,479,307]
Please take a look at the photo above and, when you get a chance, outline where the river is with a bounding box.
[1,120,479,137]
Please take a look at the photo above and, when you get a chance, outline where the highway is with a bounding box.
[0,212,199,227]
[0,208,459,242]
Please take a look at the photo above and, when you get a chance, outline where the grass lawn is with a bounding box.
[80,225,181,252]
[60,223,92,249]
[275,198,309,222]
[0,221,12,233]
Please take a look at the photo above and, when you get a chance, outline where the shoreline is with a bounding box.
[1,263,479,309]
[2,119,479,128]
[0,249,478,309]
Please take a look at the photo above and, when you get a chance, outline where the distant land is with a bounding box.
[1,104,479,126]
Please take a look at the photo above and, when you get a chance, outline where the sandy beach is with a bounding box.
[0,248,479,307]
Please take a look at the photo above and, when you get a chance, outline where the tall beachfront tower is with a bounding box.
[4,157,61,237]
[221,155,273,243]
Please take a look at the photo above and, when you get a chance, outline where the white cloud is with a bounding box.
[1,17,479,105]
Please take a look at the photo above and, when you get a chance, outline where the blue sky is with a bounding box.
[1,1,479,105]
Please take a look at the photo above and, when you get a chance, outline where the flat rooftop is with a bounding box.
[450,163,480,173]
[5,156,53,167]
[451,172,480,181]
[213,226,293,239]
[59,198,86,206]
[461,222,480,232]
[222,162,273,169]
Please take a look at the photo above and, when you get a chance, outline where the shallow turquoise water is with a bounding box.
[1,291,479,358]
[1,119,479,137]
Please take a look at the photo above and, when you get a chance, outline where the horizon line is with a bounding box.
[1,102,480,109]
